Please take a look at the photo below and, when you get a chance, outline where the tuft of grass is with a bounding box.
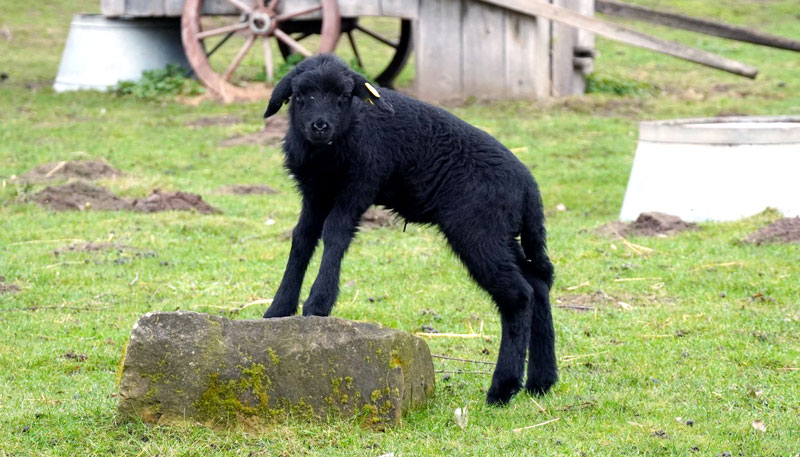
[585,73,658,96]
[114,64,204,99]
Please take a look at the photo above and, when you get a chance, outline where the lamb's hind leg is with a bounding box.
[444,229,533,405]
[520,267,557,394]
[513,243,558,395]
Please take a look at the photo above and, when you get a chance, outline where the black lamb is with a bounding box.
[262,54,556,405]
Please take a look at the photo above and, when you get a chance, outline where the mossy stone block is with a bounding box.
[117,312,434,428]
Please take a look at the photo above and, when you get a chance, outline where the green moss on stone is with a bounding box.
[266,347,280,365]
[193,362,324,426]
[194,363,272,423]
[115,341,129,387]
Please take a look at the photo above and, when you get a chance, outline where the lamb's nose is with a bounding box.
[311,120,329,133]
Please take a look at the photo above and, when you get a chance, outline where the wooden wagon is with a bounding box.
[101,0,595,102]
[100,0,796,102]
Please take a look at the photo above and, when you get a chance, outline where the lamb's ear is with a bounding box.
[351,74,393,114]
[264,71,295,118]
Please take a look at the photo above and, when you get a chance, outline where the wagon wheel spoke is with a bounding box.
[354,24,398,48]
[224,0,253,13]
[262,36,274,81]
[266,0,281,13]
[275,4,322,22]
[223,34,257,81]
[274,28,312,57]
[196,21,248,40]
[206,31,236,58]
[346,31,364,69]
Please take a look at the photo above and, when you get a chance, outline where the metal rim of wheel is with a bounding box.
[181,0,341,101]
[277,17,413,87]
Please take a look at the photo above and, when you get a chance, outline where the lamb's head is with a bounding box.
[263,54,392,145]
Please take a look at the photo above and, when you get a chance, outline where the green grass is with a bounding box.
[1,0,799,455]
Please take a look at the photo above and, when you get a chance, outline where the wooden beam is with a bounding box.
[475,0,758,78]
[597,0,800,53]
[100,0,125,16]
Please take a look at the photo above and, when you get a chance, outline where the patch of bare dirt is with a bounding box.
[29,182,221,214]
[52,242,158,264]
[557,97,648,118]
[744,217,800,244]
[216,184,278,195]
[220,116,288,147]
[555,290,666,312]
[0,276,20,295]
[53,242,133,256]
[596,212,698,237]
[19,158,122,183]
[360,207,399,229]
[30,182,132,211]
[131,190,221,214]
[184,115,243,128]
[555,290,616,311]
[715,110,747,117]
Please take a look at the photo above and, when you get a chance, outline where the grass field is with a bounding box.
[1,0,798,455]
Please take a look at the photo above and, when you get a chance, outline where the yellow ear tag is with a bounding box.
[364,82,380,98]
[364,98,375,106]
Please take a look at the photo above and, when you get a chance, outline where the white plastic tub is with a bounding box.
[619,116,800,222]
[54,14,190,92]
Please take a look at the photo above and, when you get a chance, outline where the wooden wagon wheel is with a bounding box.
[277,17,412,87]
[182,0,341,101]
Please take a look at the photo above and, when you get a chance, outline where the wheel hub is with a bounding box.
[248,11,273,35]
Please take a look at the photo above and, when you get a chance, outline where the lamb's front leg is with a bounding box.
[264,198,329,318]
[302,189,374,317]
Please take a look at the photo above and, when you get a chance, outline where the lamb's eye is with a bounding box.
[294,95,303,104]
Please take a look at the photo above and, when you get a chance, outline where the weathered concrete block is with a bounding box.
[117,312,435,428]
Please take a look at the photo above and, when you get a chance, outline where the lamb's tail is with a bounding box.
[521,190,554,288]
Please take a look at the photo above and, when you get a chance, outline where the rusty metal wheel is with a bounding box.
[182,0,340,101]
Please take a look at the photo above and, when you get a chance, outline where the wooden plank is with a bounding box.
[504,11,547,98]
[534,9,552,97]
[100,0,126,16]
[597,0,800,52]
[551,0,578,96]
[475,0,758,78]
[461,1,506,99]
[273,0,325,19]
[164,0,185,16]
[125,0,165,16]
[574,0,594,75]
[378,0,419,19]
[552,0,593,96]
[552,0,594,96]
[338,0,381,17]
[203,0,242,15]
[415,0,463,101]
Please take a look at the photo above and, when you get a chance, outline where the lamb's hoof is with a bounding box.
[525,377,556,396]
[301,307,331,317]
[486,380,521,406]
[300,296,333,317]
[262,304,295,318]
